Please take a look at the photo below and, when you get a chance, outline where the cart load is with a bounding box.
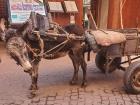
[85,29,126,52]
[89,30,126,46]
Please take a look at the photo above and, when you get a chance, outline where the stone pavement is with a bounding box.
[0,46,140,105]
[1,87,140,105]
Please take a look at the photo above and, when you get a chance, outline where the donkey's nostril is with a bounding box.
[22,61,32,73]
[24,69,32,73]
[24,66,32,72]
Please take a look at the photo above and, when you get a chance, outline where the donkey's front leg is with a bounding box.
[76,50,87,87]
[80,56,87,87]
[29,60,40,90]
[69,50,81,85]
[69,54,80,85]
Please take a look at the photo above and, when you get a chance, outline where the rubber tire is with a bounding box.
[124,61,140,94]
[95,50,121,73]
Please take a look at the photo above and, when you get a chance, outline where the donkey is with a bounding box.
[1,19,87,90]
[23,20,87,90]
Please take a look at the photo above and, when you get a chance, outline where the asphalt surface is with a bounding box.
[0,42,140,105]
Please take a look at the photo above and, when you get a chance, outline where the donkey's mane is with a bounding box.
[64,24,84,36]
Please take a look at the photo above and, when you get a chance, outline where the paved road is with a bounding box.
[0,44,140,105]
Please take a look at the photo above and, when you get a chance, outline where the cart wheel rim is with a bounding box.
[132,70,140,88]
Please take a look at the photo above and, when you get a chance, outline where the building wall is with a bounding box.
[107,0,140,29]
[46,0,83,26]
[107,0,121,29]
[122,0,140,28]
[0,0,8,19]
[0,0,83,27]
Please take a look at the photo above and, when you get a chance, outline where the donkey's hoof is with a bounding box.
[27,92,36,99]
[29,85,38,90]
[69,80,77,85]
[81,82,87,88]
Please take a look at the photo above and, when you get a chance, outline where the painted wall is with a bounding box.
[107,0,121,29]
[0,0,8,19]
[46,0,83,26]
[0,0,83,26]
[122,0,140,28]
[108,0,140,29]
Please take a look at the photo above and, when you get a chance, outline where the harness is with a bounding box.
[26,28,85,62]
[23,12,85,62]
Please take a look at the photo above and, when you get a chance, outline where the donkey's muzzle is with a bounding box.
[22,61,32,73]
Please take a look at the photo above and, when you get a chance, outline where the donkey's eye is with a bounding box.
[21,54,24,58]
[24,52,27,56]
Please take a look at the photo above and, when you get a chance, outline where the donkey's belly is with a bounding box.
[43,52,68,60]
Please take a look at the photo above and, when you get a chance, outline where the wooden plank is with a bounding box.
[33,31,85,41]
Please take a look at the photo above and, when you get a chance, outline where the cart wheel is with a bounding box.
[95,50,121,73]
[124,61,140,94]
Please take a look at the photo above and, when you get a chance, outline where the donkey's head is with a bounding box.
[6,36,32,73]
[5,20,34,73]
[0,18,33,72]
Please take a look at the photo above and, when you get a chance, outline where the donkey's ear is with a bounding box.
[0,18,6,32]
[16,19,32,37]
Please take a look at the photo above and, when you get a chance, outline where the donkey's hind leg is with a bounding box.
[69,51,80,85]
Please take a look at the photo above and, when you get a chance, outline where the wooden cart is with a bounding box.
[95,28,140,94]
